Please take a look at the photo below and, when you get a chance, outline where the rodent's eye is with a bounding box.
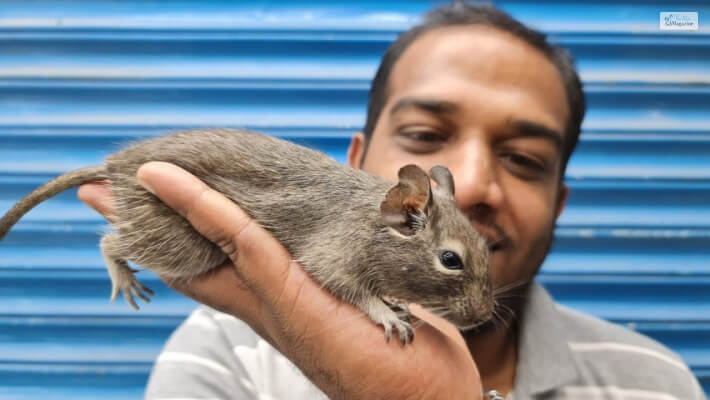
[440,250,463,270]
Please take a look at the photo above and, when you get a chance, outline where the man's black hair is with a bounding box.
[361,2,586,177]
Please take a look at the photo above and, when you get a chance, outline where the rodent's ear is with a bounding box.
[430,165,455,197]
[380,164,432,236]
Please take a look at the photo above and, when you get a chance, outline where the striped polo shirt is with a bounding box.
[144,282,705,399]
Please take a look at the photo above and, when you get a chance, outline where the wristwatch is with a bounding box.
[484,389,505,400]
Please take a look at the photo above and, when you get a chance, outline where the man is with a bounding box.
[79,3,705,399]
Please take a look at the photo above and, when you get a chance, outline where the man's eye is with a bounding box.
[395,130,447,154]
[403,131,444,143]
[503,153,546,172]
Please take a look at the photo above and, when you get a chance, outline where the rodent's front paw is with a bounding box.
[383,296,413,322]
[360,297,415,345]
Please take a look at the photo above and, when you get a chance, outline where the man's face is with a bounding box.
[348,25,570,289]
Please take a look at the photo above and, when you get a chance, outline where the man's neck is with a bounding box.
[464,324,518,396]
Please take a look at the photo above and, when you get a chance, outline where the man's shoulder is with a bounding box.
[556,303,676,356]
[554,304,703,399]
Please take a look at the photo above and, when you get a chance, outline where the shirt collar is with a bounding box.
[513,281,579,396]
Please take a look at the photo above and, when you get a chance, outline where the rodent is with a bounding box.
[0,128,493,344]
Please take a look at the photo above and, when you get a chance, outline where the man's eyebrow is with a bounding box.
[389,97,459,116]
[511,119,564,151]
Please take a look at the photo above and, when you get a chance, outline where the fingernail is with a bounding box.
[137,175,156,195]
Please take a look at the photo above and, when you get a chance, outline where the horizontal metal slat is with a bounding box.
[0,134,353,174]
[632,322,710,368]
[0,1,425,32]
[0,316,178,364]
[0,363,149,400]
[501,0,710,34]
[0,84,705,131]
[2,33,708,85]
[1,0,707,35]
[0,271,194,317]
[540,275,710,322]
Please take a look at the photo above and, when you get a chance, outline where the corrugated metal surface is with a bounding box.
[0,1,708,398]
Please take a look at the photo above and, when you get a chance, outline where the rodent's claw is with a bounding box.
[384,325,393,342]
[382,318,414,345]
[124,289,140,311]
[399,322,415,345]
[123,277,154,311]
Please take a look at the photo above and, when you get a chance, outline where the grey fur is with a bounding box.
[0,128,492,344]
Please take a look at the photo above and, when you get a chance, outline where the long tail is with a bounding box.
[0,165,109,240]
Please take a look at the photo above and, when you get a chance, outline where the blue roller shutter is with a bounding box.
[0,1,708,398]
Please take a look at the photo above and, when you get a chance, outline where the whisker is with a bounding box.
[424,304,448,313]
[493,279,526,296]
[493,292,526,301]
[498,303,517,328]
[490,308,502,329]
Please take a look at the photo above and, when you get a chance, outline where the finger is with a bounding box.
[165,262,263,327]
[409,304,468,350]
[77,181,117,218]
[136,161,294,306]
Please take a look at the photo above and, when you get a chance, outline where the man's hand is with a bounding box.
[78,161,482,400]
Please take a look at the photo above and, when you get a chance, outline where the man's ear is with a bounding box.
[347,132,366,169]
[556,183,569,220]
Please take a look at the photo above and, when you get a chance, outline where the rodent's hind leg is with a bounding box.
[100,232,155,310]
[357,296,414,345]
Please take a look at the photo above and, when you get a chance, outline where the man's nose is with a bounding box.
[448,140,504,211]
